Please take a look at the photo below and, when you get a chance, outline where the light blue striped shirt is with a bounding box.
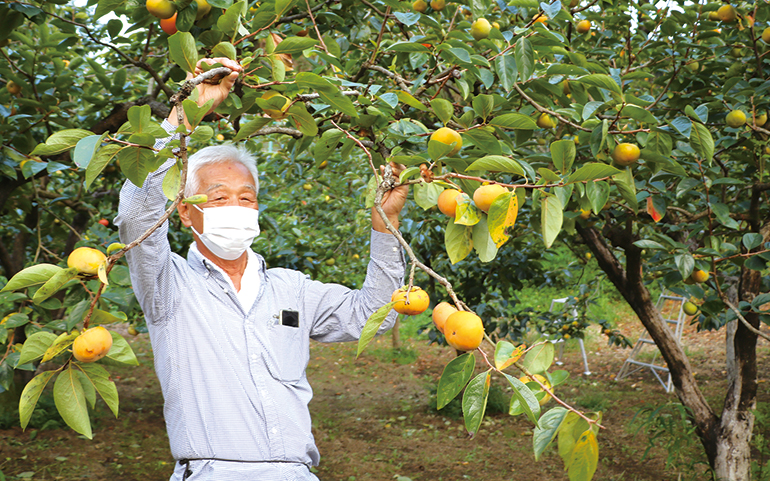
[115,130,405,480]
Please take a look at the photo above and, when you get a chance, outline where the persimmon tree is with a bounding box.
[1,0,770,479]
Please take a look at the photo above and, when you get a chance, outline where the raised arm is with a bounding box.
[114,57,242,322]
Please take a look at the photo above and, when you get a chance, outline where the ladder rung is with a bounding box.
[623,359,669,372]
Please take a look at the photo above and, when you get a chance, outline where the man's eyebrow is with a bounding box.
[204,183,257,193]
[204,183,225,193]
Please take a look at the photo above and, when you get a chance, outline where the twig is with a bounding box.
[305,0,328,53]
[723,298,770,342]
[514,361,605,429]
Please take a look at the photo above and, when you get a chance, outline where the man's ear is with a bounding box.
[178,202,192,227]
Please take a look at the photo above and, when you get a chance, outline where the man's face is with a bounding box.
[178,161,258,235]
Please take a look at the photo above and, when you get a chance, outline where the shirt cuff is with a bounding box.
[369,229,405,263]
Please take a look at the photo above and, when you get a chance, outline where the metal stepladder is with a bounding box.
[549,298,591,376]
[615,292,687,393]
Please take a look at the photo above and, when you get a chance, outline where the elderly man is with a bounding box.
[115,58,407,480]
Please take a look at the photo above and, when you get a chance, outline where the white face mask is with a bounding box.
[191,205,260,260]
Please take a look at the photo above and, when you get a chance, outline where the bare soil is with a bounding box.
[0,315,767,481]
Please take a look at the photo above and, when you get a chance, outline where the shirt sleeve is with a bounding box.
[113,120,179,324]
[304,229,406,342]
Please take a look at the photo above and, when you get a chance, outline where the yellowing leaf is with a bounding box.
[97,259,109,286]
[568,429,599,481]
[488,192,519,247]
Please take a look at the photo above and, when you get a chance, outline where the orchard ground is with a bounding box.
[1,301,769,481]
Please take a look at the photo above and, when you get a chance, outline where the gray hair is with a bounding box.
[185,144,259,198]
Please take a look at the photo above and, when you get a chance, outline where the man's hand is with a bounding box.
[372,161,408,234]
[168,57,243,128]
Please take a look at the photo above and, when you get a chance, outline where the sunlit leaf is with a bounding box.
[462,370,491,437]
[356,301,397,357]
[437,352,475,409]
[54,366,92,439]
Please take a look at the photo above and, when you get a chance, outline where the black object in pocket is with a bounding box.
[280,309,299,328]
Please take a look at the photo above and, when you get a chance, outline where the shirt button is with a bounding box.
[271,428,278,434]
[251,354,257,360]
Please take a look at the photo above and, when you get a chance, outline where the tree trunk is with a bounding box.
[713,408,754,481]
[575,218,770,480]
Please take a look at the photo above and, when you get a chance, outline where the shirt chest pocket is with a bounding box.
[262,323,308,383]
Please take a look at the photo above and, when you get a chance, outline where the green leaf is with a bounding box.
[427,139,455,161]
[550,140,576,175]
[541,195,563,249]
[466,156,527,179]
[41,331,79,364]
[273,36,318,55]
[466,130,502,157]
[54,366,92,439]
[495,54,517,92]
[568,429,599,481]
[211,41,238,60]
[437,352,475,409]
[515,37,534,81]
[522,341,554,374]
[633,239,665,250]
[75,363,119,417]
[445,221,473,264]
[355,301,396,357]
[103,331,139,366]
[91,309,128,325]
[386,41,428,52]
[19,371,56,430]
[118,146,163,188]
[287,104,318,137]
[567,163,621,184]
[462,370,491,437]
[675,254,695,281]
[95,0,127,20]
[31,129,94,156]
[217,0,246,37]
[489,113,538,130]
[623,105,657,124]
[275,0,295,17]
[430,98,454,125]
[395,90,428,111]
[85,144,122,190]
[168,31,198,73]
[413,181,443,210]
[504,373,541,426]
[576,74,622,95]
[75,369,97,409]
[487,192,519,248]
[162,162,182,201]
[233,117,272,141]
[32,267,79,305]
[472,216,498,262]
[533,407,569,461]
[314,129,345,163]
[72,134,104,169]
[690,122,714,161]
[1,264,63,292]
[613,168,638,211]
[472,94,495,122]
[743,233,765,251]
[711,202,740,230]
[585,181,609,214]
[182,99,215,131]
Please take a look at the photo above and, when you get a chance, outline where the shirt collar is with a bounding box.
[187,242,266,281]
